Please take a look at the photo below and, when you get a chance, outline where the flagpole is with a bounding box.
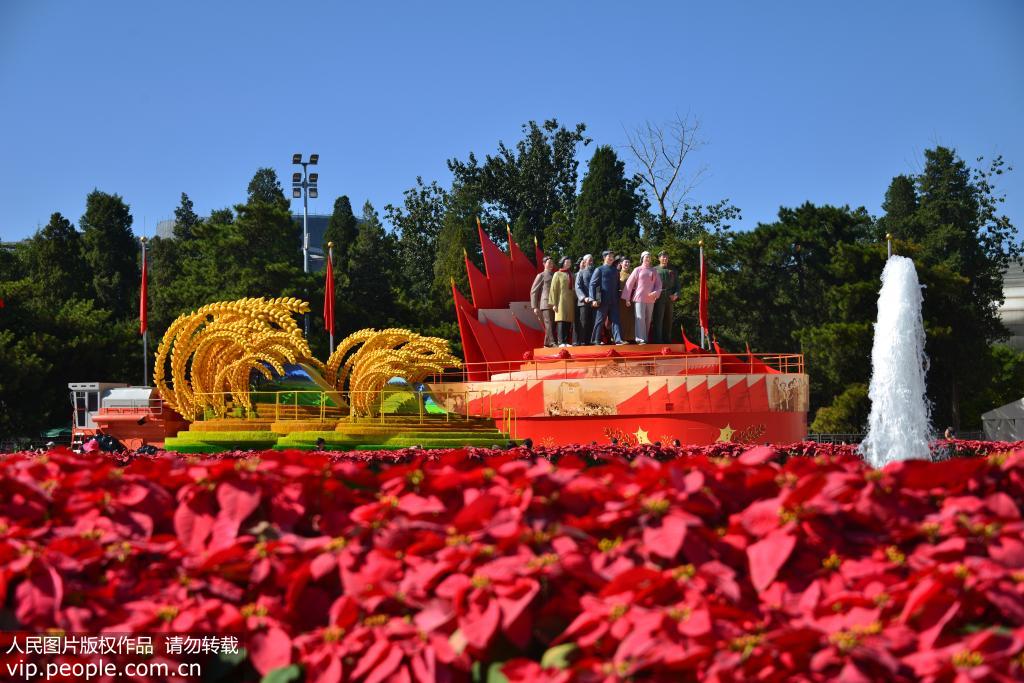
[327,242,335,355]
[699,240,705,350]
[141,237,148,386]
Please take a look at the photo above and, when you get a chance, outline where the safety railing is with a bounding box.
[428,352,804,383]
[192,391,345,422]
[190,388,504,424]
[500,407,517,439]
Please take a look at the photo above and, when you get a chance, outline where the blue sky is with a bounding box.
[1,1,1021,241]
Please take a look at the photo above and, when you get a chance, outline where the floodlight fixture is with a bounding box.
[291,151,321,338]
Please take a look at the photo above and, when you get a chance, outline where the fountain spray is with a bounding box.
[859,250,932,468]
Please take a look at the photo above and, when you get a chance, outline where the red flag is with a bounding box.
[698,246,710,337]
[464,248,493,309]
[478,218,512,307]
[324,246,335,336]
[508,227,537,301]
[680,325,701,353]
[139,246,148,335]
[533,235,544,271]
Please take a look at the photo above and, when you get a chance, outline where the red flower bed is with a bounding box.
[1,444,1023,681]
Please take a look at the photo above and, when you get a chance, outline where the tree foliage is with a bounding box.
[80,190,137,319]
[570,145,645,260]
[447,119,590,249]
[323,195,358,268]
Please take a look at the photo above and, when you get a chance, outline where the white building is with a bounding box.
[1001,264,1024,351]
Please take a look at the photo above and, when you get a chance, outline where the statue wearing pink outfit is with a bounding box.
[621,251,662,344]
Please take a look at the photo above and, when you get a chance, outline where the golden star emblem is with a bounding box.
[634,427,652,445]
[716,424,735,443]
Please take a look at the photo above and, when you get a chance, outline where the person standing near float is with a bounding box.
[622,250,662,344]
[574,254,595,346]
[549,257,577,347]
[588,250,625,345]
[531,256,557,347]
[652,250,680,344]
[617,257,635,343]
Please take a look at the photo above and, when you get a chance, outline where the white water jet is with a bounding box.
[859,256,932,468]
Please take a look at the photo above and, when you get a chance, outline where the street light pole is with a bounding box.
[292,153,319,338]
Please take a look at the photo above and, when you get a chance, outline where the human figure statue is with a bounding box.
[588,250,625,345]
[549,257,577,347]
[652,250,680,344]
[617,257,635,343]
[531,256,557,347]
[574,254,595,346]
[621,250,662,344]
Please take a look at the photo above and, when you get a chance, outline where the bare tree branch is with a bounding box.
[624,113,708,225]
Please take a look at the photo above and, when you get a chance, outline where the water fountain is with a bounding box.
[859,254,932,467]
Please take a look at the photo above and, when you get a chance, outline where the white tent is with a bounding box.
[982,397,1024,441]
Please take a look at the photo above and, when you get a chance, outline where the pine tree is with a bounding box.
[80,190,137,319]
[173,192,202,239]
[323,195,358,266]
[247,168,286,204]
[23,212,89,304]
[233,169,306,299]
[880,147,1021,427]
[570,146,644,259]
[346,202,395,330]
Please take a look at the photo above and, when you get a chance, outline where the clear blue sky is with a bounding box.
[1,1,1021,241]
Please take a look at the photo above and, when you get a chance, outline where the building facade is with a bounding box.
[1000,263,1024,351]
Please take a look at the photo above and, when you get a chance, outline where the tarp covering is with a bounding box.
[982,397,1024,441]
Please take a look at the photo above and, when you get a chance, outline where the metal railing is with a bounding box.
[500,407,517,439]
[190,388,505,425]
[806,433,865,444]
[429,352,804,383]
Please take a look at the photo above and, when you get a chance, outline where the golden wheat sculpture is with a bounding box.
[325,328,461,416]
[154,297,323,420]
[154,299,461,421]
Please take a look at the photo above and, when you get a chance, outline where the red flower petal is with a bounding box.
[747,529,797,592]
[211,480,261,550]
[643,512,690,561]
[249,626,292,675]
[173,492,216,552]
[461,590,501,650]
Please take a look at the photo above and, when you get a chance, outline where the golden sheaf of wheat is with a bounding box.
[153,297,322,420]
[155,300,460,421]
[325,328,461,415]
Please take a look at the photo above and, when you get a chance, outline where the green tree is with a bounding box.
[80,190,137,318]
[23,212,89,305]
[247,167,286,204]
[232,169,307,299]
[959,344,1024,426]
[433,185,484,306]
[0,244,135,437]
[570,145,645,260]
[323,195,359,266]
[810,383,869,434]
[346,202,395,331]
[448,119,590,248]
[173,192,202,239]
[386,178,448,304]
[542,210,574,262]
[880,147,1021,427]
